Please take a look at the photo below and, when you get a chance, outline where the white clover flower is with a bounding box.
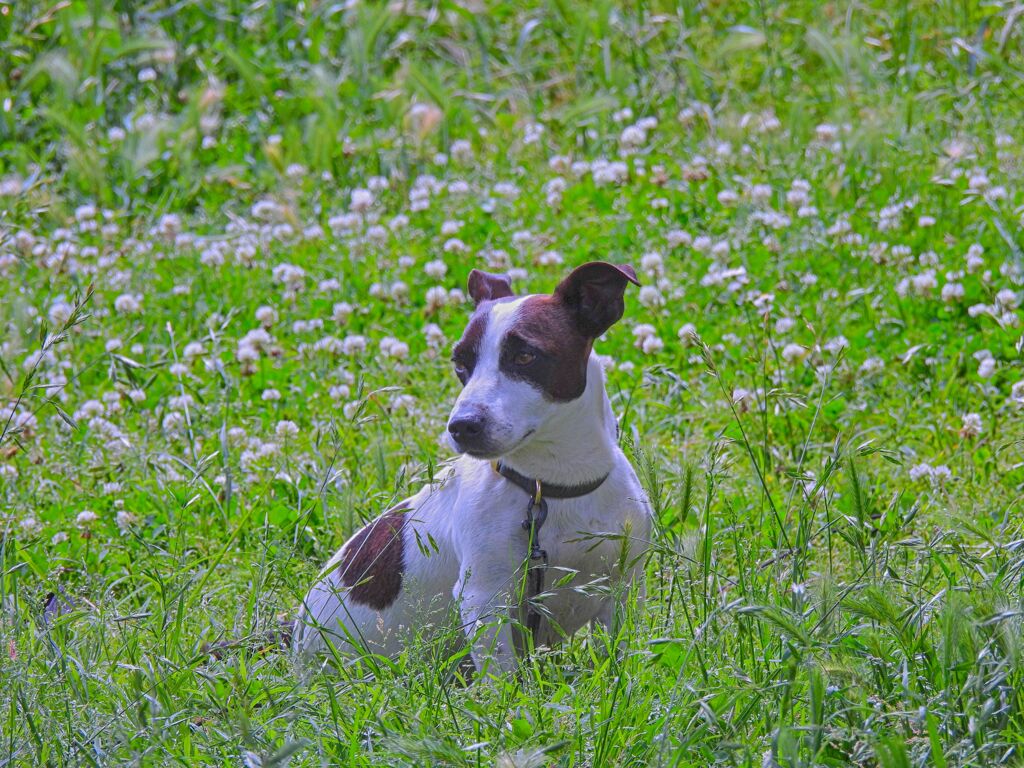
[641,335,664,354]
[967,303,993,318]
[748,184,772,203]
[51,531,68,545]
[275,420,299,440]
[350,188,373,213]
[823,336,849,355]
[451,140,473,162]
[162,412,185,431]
[379,337,410,360]
[522,122,545,144]
[781,343,807,363]
[978,357,996,378]
[271,263,306,290]
[641,252,664,276]
[732,388,756,410]
[413,320,440,346]
[909,270,938,296]
[76,509,98,526]
[619,125,647,149]
[941,282,964,302]
[138,67,157,83]
[960,413,982,438]
[329,384,351,401]
[677,323,699,345]
[182,342,205,360]
[995,289,1020,309]
[591,159,629,186]
[815,123,838,142]
[342,335,367,356]
[908,463,932,482]
[424,259,448,279]
[114,294,142,314]
[328,212,361,235]
[632,324,657,342]
[1010,381,1024,405]
[775,317,796,334]
[262,388,281,402]
[717,189,739,206]
[826,218,851,237]
[168,394,193,410]
[638,285,665,308]
[493,182,519,198]
[966,244,984,273]
[236,344,260,364]
[116,509,136,531]
[390,281,409,301]
[332,302,353,323]
[536,250,563,267]
[859,357,885,375]
[543,177,566,206]
[425,286,449,313]
[19,516,42,535]
[666,229,693,248]
[252,199,283,221]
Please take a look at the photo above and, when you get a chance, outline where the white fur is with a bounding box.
[293,297,652,674]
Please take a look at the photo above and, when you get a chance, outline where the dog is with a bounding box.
[292,261,652,674]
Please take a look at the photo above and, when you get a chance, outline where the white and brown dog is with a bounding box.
[293,262,652,674]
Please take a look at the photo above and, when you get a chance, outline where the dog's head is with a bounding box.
[446,261,639,458]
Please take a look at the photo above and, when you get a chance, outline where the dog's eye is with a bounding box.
[513,351,536,366]
[453,361,468,376]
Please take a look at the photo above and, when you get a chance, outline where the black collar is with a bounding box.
[494,461,609,500]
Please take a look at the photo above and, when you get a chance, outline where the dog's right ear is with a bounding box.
[467,270,514,306]
[554,261,640,338]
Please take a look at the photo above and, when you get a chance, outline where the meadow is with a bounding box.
[2,1,1024,765]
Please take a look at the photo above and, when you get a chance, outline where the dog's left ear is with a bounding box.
[554,261,641,338]
[467,269,514,306]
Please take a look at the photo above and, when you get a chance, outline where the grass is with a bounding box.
[1,0,1024,765]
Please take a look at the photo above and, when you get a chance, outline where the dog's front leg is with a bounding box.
[455,574,519,676]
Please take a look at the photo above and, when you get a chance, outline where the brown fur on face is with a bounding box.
[335,502,409,610]
[499,295,594,401]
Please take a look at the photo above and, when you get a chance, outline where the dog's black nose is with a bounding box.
[448,415,484,442]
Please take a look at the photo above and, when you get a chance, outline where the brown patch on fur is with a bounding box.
[499,263,638,401]
[451,309,489,384]
[336,502,409,610]
[501,296,593,401]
